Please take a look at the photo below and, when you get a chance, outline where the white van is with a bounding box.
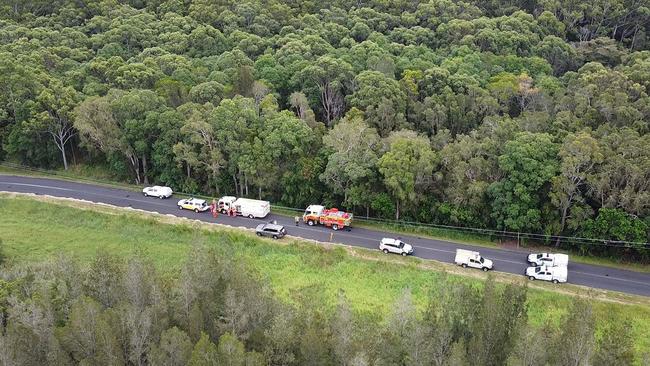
[526,265,567,283]
[454,249,493,271]
[218,196,270,218]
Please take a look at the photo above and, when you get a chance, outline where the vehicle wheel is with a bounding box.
[383,249,389,254]
[482,267,489,272]
[401,252,407,256]
[552,279,559,284]
[143,193,148,197]
[256,232,262,236]
[307,220,314,226]
[272,235,278,240]
[248,214,254,219]
[159,195,164,199]
[332,224,339,231]
[178,206,183,210]
[221,209,226,214]
[529,276,535,281]
[194,208,199,213]
[462,264,467,268]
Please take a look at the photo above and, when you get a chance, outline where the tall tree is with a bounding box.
[320,114,381,206]
[489,132,558,232]
[33,79,79,170]
[552,299,595,366]
[550,131,603,241]
[378,130,436,220]
[299,56,352,126]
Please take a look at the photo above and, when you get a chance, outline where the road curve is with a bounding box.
[1,174,649,297]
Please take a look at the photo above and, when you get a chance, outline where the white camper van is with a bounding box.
[454,249,493,271]
[218,196,271,218]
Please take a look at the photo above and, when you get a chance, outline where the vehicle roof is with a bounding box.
[381,238,402,244]
[306,204,325,211]
[186,198,206,203]
[235,197,270,204]
[261,223,284,230]
[220,196,236,201]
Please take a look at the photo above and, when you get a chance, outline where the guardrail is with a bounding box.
[2,161,648,252]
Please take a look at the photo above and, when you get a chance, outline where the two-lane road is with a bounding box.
[1,175,649,297]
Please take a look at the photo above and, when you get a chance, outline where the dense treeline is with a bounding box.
[0,246,640,365]
[0,0,649,259]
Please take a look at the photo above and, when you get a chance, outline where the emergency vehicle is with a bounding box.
[302,205,353,230]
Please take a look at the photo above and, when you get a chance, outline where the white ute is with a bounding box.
[142,185,173,198]
[454,249,493,271]
[218,196,271,218]
[526,265,567,283]
[379,238,414,256]
[527,253,569,267]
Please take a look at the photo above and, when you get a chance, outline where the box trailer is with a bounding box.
[218,196,271,218]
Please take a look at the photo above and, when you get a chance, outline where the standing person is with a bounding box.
[294,216,300,226]
[211,199,218,218]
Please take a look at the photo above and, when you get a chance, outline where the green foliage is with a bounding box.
[581,208,649,252]
[489,132,558,231]
[0,0,649,262]
[1,196,650,364]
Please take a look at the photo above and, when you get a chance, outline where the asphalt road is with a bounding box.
[1,174,649,297]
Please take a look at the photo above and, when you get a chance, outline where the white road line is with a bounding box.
[0,182,77,191]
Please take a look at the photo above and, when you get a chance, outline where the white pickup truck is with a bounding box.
[527,253,569,267]
[526,265,567,283]
[454,249,493,271]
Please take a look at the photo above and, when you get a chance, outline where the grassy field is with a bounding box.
[1,193,650,361]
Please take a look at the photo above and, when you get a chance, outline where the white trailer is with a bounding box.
[454,249,493,271]
[218,196,270,218]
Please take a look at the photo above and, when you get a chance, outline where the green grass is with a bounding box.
[1,194,650,361]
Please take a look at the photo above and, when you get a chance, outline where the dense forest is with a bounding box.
[0,0,649,259]
[0,246,640,365]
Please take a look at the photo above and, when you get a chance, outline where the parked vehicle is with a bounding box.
[255,223,286,239]
[177,198,209,213]
[142,185,173,198]
[526,265,567,283]
[454,249,493,271]
[218,196,271,218]
[379,238,413,256]
[527,253,569,267]
[302,205,353,230]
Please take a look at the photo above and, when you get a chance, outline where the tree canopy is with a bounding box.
[1,0,649,260]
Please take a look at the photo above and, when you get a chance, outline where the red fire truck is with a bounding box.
[302,205,353,230]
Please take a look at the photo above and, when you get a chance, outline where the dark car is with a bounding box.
[255,223,286,239]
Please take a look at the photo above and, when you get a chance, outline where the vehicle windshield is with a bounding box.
[398,242,404,248]
[535,267,541,273]
[536,254,543,259]
[480,257,484,263]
